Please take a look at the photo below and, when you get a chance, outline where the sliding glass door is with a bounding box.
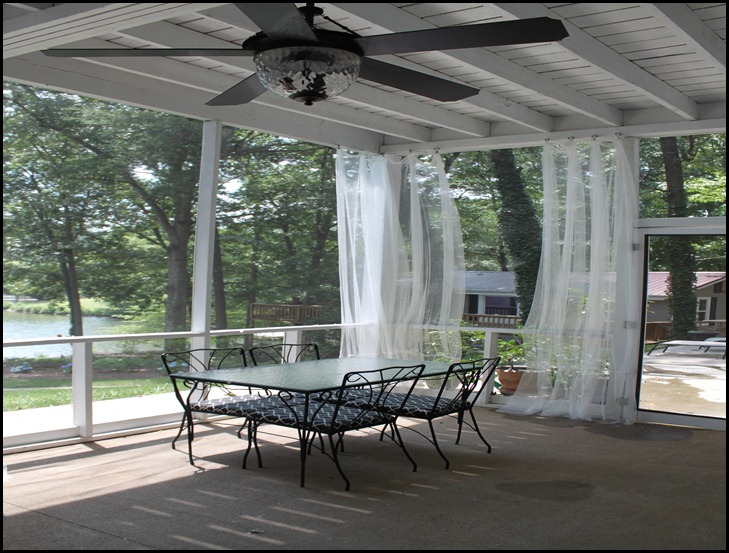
[638,229,725,424]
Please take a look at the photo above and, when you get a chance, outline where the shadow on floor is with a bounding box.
[3,408,726,550]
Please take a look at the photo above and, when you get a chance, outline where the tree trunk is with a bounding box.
[57,208,84,336]
[213,226,228,330]
[489,149,542,324]
[660,137,697,339]
[243,223,262,349]
[60,248,84,336]
[165,235,190,332]
[306,150,336,297]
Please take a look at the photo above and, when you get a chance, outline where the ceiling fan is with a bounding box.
[43,3,569,107]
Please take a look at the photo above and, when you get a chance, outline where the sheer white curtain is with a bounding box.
[499,139,640,423]
[336,150,465,361]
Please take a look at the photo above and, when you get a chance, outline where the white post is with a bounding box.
[72,341,93,437]
[481,329,502,404]
[190,120,223,354]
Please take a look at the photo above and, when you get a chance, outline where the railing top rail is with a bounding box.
[2,323,346,348]
[3,322,512,349]
[3,330,203,348]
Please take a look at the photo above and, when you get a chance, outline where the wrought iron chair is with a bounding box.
[246,342,325,459]
[162,347,286,465]
[247,342,321,407]
[242,364,426,491]
[248,343,320,365]
[374,357,501,469]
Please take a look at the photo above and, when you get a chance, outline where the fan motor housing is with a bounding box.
[241,29,365,58]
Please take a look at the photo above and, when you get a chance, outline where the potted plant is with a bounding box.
[496,338,527,395]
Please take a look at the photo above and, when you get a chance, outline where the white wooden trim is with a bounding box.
[189,120,222,351]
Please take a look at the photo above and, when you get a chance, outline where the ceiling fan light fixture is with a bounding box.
[254,46,362,106]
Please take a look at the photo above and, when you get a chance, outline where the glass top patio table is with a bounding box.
[169,356,452,393]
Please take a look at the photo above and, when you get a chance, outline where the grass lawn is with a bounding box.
[3,376,173,411]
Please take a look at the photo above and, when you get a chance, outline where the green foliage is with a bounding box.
[219,135,340,309]
[497,338,526,367]
[639,135,727,219]
[685,175,727,217]
[4,83,725,339]
[4,84,342,331]
[446,148,544,322]
[639,135,725,338]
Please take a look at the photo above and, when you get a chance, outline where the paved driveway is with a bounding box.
[641,347,725,418]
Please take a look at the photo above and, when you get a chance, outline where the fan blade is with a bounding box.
[43,48,254,57]
[358,17,568,56]
[206,75,267,106]
[359,58,479,102]
[234,3,318,42]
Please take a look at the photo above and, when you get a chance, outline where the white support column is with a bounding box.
[190,120,223,353]
[480,328,502,404]
[283,329,304,345]
[72,341,93,437]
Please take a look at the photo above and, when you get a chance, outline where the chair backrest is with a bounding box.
[162,347,250,400]
[161,347,248,375]
[248,343,320,366]
[431,357,501,411]
[328,364,426,422]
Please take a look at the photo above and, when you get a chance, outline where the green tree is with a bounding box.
[444,152,506,271]
[4,84,204,332]
[640,134,726,338]
[660,136,698,339]
[489,149,542,324]
[640,134,726,219]
[219,134,340,325]
[447,149,543,323]
[4,86,127,334]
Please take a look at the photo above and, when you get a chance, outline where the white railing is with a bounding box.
[3,324,515,450]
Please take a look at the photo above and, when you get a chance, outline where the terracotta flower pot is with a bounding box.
[496,366,527,395]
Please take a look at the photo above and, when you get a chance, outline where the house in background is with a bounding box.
[645,272,726,340]
[465,271,727,336]
[463,271,519,328]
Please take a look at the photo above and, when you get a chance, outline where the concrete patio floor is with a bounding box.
[3,407,726,550]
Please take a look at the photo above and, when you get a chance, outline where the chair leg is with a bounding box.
[171,417,185,450]
[242,420,252,469]
[328,434,351,491]
[455,410,465,444]
[379,424,395,443]
[427,420,450,470]
[184,410,195,466]
[389,422,418,473]
[307,432,327,455]
[378,426,387,442]
[467,408,492,453]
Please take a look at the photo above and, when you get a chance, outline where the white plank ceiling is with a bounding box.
[3,3,726,153]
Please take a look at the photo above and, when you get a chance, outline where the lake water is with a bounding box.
[3,311,129,359]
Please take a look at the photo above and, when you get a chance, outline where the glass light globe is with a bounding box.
[255,46,362,106]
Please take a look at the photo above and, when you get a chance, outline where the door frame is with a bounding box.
[634,217,726,430]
